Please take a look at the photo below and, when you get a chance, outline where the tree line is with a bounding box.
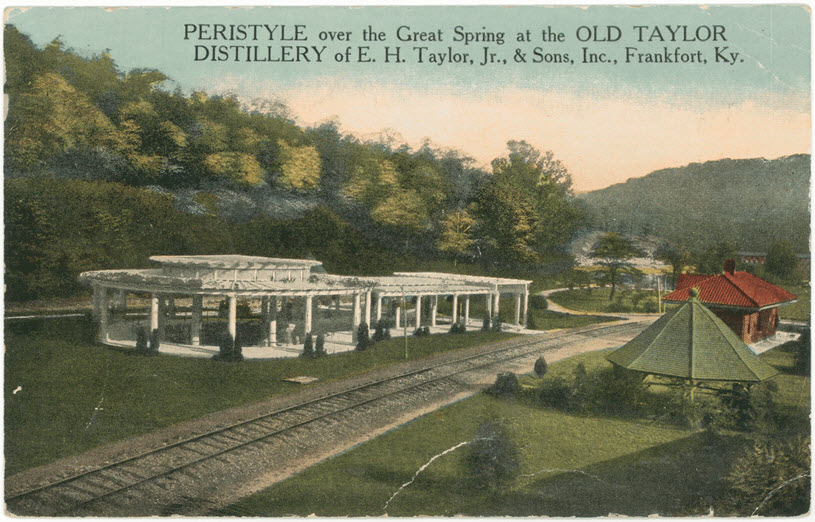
[4,25,585,283]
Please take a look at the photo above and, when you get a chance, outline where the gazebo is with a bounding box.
[78,255,532,358]
[607,289,779,385]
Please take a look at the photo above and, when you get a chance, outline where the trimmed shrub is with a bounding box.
[450,321,467,334]
[413,326,431,337]
[135,327,149,354]
[233,332,244,361]
[717,381,779,432]
[525,311,537,330]
[302,332,314,358]
[465,422,520,490]
[372,319,391,341]
[492,316,503,332]
[315,334,326,357]
[488,372,519,397]
[149,328,161,354]
[529,294,548,310]
[481,314,490,332]
[356,322,372,351]
[534,356,548,378]
[214,332,243,362]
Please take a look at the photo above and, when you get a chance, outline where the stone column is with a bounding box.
[150,294,160,333]
[92,285,102,319]
[493,293,500,320]
[431,295,438,327]
[376,294,383,322]
[115,289,127,312]
[304,295,313,335]
[98,287,109,343]
[352,293,361,341]
[157,295,167,339]
[415,296,422,329]
[464,295,471,325]
[268,296,278,345]
[514,293,522,325]
[452,294,459,324]
[395,303,401,329]
[486,293,493,318]
[364,291,372,327]
[228,295,237,339]
[191,295,203,346]
[523,290,529,328]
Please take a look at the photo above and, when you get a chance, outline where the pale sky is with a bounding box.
[7,5,811,192]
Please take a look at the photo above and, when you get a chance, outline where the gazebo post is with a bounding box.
[514,293,522,325]
[415,295,422,329]
[376,293,383,322]
[464,295,470,325]
[486,293,492,318]
[352,293,361,341]
[395,303,401,329]
[191,295,203,346]
[364,291,371,327]
[522,289,529,327]
[431,295,438,327]
[494,293,500,320]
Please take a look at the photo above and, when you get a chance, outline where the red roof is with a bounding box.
[665,271,797,309]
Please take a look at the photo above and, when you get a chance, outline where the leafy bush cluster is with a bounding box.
[135,327,159,356]
[722,436,810,516]
[372,319,391,341]
[537,363,781,430]
[355,322,373,351]
[487,372,519,397]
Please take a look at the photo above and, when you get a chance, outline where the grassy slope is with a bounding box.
[4,317,515,476]
[221,347,809,517]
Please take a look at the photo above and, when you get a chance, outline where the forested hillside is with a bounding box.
[4,25,583,302]
[579,155,810,252]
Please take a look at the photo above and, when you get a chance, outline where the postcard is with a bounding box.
[3,4,810,517]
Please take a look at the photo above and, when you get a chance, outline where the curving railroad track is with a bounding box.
[6,320,650,517]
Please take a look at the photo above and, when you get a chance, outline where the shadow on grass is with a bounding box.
[490,430,750,517]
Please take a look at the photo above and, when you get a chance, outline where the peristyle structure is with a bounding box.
[79,255,531,357]
[662,259,797,344]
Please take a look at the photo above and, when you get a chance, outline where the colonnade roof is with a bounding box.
[372,275,494,297]
[393,272,533,290]
[151,255,321,270]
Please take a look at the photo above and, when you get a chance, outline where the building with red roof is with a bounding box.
[663,259,798,344]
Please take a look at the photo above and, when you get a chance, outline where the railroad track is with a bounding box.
[6,321,648,516]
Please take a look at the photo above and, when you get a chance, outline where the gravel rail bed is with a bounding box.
[6,320,651,516]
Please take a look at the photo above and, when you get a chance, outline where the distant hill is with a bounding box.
[578,155,811,252]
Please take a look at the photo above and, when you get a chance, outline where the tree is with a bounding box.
[591,233,642,300]
[695,241,739,275]
[476,141,582,265]
[438,209,475,265]
[765,241,799,280]
[654,243,690,287]
[534,356,548,378]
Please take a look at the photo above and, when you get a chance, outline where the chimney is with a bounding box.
[724,259,735,275]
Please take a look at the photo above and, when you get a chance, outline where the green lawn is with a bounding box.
[549,288,661,314]
[4,316,516,476]
[528,310,618,330]
[220,346,809,517]
[777,283,810,322]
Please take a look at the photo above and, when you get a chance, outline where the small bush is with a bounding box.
[213,332,243,362]
[481,314,490,332]
[717,381,779,432]
[534,356,548,378]
[413,326,430,337]
[641,299,659,313]
[315,334,326,357]
[793,331,810,375]
[525,311,537,330]
[356,322,372,351]
[607,300,632,313]
[465,422,520,490]
[233,332,244,361]
[450,321,466,334]
[302,332,314,358]
[488,372,519,397]
[528,294,548,310]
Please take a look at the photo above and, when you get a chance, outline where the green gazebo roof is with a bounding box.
[606,293,778,382]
